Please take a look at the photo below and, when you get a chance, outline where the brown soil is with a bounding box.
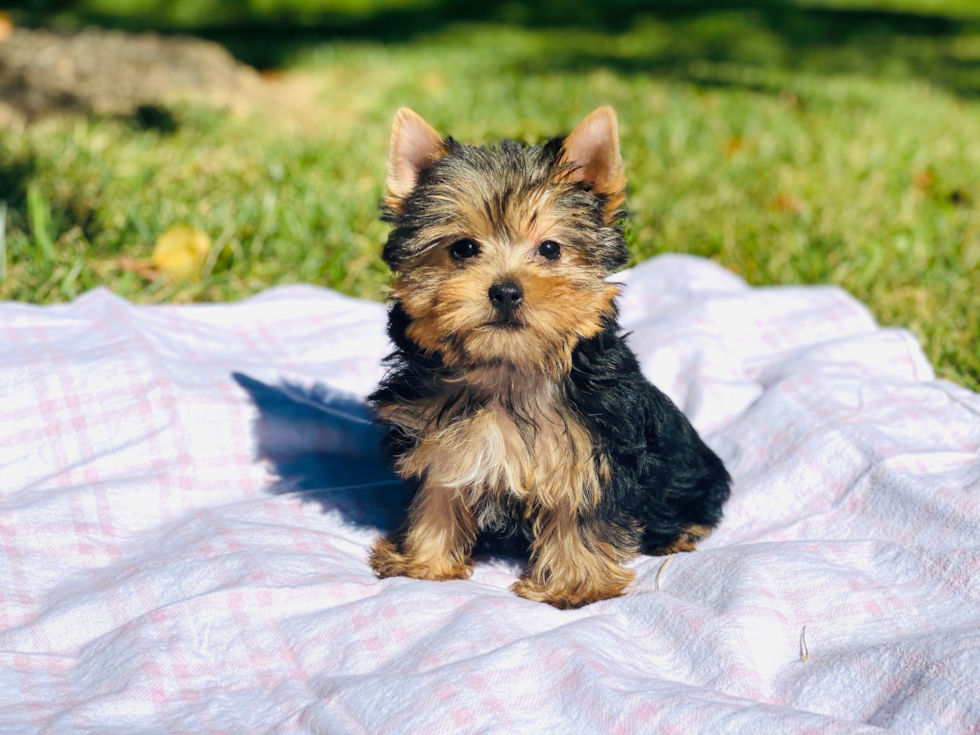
[0,25,266,129]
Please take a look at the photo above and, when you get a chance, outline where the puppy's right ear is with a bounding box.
[559,107,626,224]
[386,108,446,212]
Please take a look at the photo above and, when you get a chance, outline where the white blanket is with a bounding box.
[1,254,978,734]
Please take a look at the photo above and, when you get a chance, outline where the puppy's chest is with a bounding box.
[390,386,605,511]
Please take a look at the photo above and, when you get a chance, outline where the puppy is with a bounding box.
[368,107,731,608]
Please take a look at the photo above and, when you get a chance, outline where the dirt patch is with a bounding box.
[0,25,267,129]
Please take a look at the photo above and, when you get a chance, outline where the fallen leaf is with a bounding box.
[151,224,211,278]
[779,89,799,107]
[118,256,159,280]
[912,169,935,190]
[724,136,744,155]
[0,12,13,43]
[774,193,805,214]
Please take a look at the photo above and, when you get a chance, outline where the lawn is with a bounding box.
[1,0,978,390]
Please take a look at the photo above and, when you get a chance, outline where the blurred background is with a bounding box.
[0,0,978,389]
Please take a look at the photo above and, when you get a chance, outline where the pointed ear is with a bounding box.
[560,107,626,221]
[386,108,446,209]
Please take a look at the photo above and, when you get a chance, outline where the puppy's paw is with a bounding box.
[369,536,410,579]
[424,558,475,581]
[369,537,474,581]
[510,574,631,609]
[659,524,713,554]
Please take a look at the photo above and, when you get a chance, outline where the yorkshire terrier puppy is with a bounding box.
[368,107,731,608]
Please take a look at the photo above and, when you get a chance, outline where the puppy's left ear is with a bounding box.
[386,108,446,213]
[560,107,626,223]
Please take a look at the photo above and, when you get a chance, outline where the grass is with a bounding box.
[1,1,979,391]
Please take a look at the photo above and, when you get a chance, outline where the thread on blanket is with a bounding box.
[799,625,809,662]
[656,554,675,591]
[836,386,866,422]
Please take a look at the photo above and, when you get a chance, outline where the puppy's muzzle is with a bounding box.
[488,280,523,323]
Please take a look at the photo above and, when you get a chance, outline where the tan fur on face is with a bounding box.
[391,182,619,377]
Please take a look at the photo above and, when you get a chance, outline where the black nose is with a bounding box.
[488,280,524,320]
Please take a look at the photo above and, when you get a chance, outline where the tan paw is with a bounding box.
[369,536,410,579]
[369,537,474,581]
[657,524,713,554]
[421,558,475,581]
[510,574,632,609]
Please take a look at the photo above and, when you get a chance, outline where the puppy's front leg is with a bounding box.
[370,481,476,581]
[512,510,636,609]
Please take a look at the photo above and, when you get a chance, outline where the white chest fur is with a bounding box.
[380,375,607,520]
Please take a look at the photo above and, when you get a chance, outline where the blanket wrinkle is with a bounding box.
[1,254,978,734]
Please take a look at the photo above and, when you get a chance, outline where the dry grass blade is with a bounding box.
[656,554,676,591]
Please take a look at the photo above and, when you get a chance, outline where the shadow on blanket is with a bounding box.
[233,372,532,564]
[232,372,411,532]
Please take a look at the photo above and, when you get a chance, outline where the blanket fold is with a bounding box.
[1,255,977,734]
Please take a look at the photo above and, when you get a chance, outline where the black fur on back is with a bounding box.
[564,314,731,553]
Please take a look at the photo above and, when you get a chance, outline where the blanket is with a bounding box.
[1,254,978,734]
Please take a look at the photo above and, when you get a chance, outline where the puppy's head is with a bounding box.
[382,107,628,377]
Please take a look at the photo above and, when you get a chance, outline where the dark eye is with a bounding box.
[538,241,561,260]
[450,239,479,260]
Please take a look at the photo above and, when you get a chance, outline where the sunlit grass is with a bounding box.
[1,13,978,389]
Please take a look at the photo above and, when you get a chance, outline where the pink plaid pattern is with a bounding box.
[1,254,977,734]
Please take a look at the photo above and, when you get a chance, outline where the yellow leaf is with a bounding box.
[151,225,211,278]
[0,13,12,43]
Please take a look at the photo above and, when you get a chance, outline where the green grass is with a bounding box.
[1,2,979,390]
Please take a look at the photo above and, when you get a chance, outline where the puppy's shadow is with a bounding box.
[232,372,411,531]
[233,372,530,565]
